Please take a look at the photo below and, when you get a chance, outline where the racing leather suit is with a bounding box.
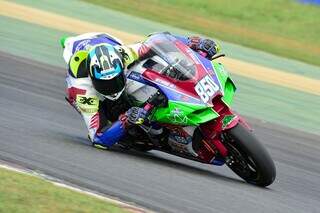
[62,32,219,148]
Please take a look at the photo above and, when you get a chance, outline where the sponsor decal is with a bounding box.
[167,126,193,154]
[222,115,236,129]
[168,108,188,124]
[128,71,142,81]
[78,97,97,105]
[78,107,99,114]
[155,78,176,88]
[186,48,201,65]
[75,39,91,52]
[76,95,99,114]
[180,95,190,102]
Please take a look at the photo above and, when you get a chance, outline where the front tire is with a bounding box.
[133,142,154,152]
[224,124,276,187]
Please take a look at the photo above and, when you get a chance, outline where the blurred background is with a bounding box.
[1,0,319,133]
[0,0,319,213]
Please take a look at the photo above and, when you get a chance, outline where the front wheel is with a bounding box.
[223,124,276,187]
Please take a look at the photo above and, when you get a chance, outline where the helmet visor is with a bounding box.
[92,72,126,96]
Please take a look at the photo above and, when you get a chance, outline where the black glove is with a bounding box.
[125,107,148,125]
[199,39,220,59]
[188,36,220,59]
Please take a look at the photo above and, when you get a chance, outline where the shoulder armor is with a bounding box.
[69,50,89,78]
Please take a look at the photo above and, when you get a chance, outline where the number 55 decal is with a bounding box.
[195,75,219,103]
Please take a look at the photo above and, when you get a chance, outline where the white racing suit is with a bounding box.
[61,32,220,148]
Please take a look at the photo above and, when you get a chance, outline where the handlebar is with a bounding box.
[143,91,167,115]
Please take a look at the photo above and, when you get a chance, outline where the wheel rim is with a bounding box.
[226,141,260,181]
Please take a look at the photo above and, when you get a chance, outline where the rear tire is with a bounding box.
[224,124,276,187]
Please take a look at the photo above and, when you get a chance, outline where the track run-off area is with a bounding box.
[1,1,320,96]
[0,0,320,212]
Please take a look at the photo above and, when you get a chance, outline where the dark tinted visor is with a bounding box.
[92,72,126,96]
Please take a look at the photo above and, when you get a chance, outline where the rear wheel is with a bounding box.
[223,124,276,187]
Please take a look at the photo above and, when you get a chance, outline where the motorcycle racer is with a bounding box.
[60,32,220,149]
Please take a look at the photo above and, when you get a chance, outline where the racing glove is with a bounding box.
[125,107,148,126]
[92,107,148,149]
[188,36,220,59]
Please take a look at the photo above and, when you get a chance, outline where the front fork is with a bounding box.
[198,111,251,164]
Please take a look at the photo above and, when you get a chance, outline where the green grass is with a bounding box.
[0,168,129,213]
[82,0,320,66]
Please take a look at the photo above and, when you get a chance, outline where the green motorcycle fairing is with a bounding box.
[150,61,236,126]
[152,101,219,126]
[212,61,237,107]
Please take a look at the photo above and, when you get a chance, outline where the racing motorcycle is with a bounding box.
[112,32,276,187]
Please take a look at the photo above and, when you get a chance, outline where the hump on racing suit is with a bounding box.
[62,32,141,148]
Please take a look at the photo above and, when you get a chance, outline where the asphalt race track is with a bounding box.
[1,52,320,213]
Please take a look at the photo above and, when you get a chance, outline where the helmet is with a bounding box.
[87,44,126,100]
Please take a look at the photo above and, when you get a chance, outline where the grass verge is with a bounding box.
[82,0,320,66]
[0,167,129,213]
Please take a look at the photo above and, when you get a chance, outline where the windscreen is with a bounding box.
[143,33,197,81]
